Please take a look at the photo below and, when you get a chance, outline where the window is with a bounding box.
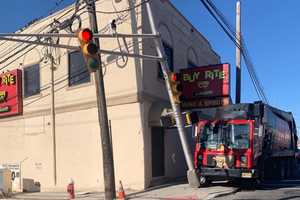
[199,122,250,149]
[68,51,90,87]
[227,124,250,149]
[24,64,40,98]
[158,42,173,79]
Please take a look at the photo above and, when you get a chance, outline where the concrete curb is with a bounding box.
[203,188,239,200]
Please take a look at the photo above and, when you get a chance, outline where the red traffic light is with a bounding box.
[77,28,99,73]
[170,73,179,82]
[78,28,93,43]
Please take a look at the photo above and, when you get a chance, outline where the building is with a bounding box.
[0,0,220,191]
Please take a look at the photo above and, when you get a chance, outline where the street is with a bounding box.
[7,179,300,200]
[215,180,300,200]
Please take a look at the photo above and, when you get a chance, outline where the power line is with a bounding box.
[200,0,269,103]
[207,0,268,103]
[0,1,86,68]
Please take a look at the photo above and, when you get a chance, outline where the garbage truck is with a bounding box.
[161,101,298,185]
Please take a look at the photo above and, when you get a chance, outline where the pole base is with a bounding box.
[187,169,200,188]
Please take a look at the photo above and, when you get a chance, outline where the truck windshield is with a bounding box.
[199,122,249,149]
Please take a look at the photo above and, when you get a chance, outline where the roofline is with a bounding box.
[17,2,75,33]
[165,1,220,60]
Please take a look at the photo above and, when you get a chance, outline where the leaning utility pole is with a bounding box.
[85,0,116,199]
[235,0,241,104]
[145,2,200,188]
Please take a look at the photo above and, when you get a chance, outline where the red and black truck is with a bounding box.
[161,64,298,185]
[161,101,298,185]
[192,101,298,185]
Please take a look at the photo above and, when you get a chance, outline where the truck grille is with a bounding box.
[206,155,216,167]
[206,155,234,168]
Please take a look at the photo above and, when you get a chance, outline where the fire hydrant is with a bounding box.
[67,179,75,199]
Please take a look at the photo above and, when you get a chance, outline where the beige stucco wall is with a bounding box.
[140,0,220,187]
[0,0,220,192]
[0,0,145,191]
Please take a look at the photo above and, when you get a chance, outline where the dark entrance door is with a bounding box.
[151,127,165,177]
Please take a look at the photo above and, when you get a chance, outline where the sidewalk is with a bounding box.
[127,182,238,200]
[9,182,238,200]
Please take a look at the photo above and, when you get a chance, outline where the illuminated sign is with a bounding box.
[179,64,230,109]
[0,69,23,117]
[180,63,230,99]
[181,97,230,109]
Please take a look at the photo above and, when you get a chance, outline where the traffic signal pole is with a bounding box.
[145,2,200,188]
[85,0,116,199]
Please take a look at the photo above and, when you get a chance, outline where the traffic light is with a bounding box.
[169,73,184,104]
[184,111,198,126]
[77,28,99,72]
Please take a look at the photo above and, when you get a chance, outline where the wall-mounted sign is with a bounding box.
[181,97,231,109]
[0,69,23,117]
[180,64,230,109]
[180,63,230,99]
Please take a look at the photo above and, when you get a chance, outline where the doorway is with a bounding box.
[151,127,165,177]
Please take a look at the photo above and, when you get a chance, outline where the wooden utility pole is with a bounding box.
[235,0,241,104]
[50,53,57,186]
[85,0,116,199]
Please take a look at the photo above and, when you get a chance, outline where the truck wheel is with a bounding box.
[199,176,211,187]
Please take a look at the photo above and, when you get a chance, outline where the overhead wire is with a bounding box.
[0,0,142,68]
[201,0,269,103]
[0,0,72,49]
[0,1,86,69]
[0,0,160,123]
[206,0,268,103]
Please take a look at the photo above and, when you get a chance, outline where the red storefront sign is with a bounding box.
[180,63,230,99]
[0,69,23,117]
[180,64,230,109]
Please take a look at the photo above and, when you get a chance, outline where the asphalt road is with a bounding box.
[214,180,300,200]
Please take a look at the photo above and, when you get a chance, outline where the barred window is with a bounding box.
[24,64,40,97]
[68,51,90,87]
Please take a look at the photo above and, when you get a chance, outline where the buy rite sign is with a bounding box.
[0,69,23,117]
[179,63,230,109]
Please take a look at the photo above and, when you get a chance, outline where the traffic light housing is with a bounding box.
[169,73,184,104]
[184,111,199,126]
[77,28,99,72]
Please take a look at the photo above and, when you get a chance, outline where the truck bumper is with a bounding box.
[199,168,258,179]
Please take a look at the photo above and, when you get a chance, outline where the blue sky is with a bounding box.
[0,0,299,128]
[171,0,300,128]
